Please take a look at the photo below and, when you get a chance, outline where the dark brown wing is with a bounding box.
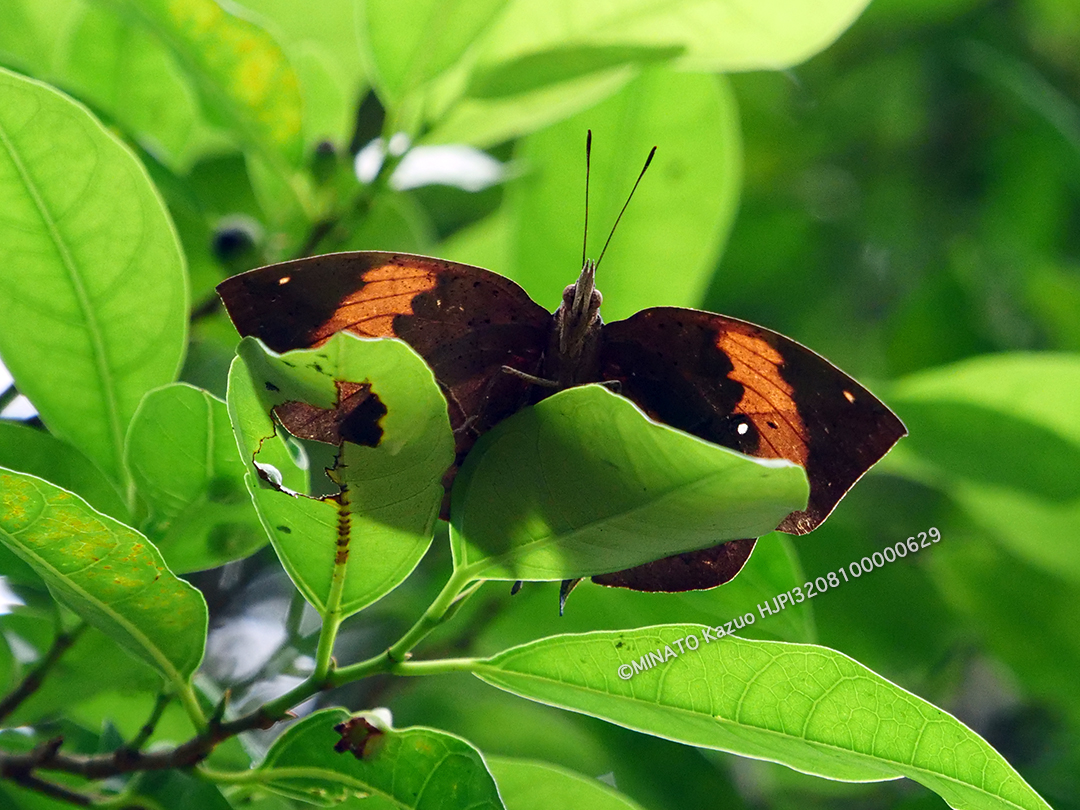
[217,251,553,508]
[592,307,907,592]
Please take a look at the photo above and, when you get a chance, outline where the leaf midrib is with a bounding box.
[0,105,125,479]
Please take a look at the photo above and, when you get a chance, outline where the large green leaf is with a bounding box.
[226,334,454,617]
[259,708,505,809]
[506,69,741,319]
[0,468,207,683]
[488,756,645,810]
[473,0,873,75]
[125,383,302,573]
[358,0,511,108]
[0,67,188,484]
[450,385,808,581]
[474,627,1052,810]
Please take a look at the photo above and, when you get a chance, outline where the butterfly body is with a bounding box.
[218,250,905,592]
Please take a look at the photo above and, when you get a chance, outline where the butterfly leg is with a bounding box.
[500,365,560,389]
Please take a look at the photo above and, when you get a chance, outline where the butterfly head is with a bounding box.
[558,258,603,356]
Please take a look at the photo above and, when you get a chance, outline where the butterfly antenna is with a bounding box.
[582,130,592,269]
[595,145,656,270]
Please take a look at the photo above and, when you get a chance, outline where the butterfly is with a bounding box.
[217,141,906,595]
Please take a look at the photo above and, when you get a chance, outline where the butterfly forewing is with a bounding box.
[600,307,907,534]
[217,252,552,511]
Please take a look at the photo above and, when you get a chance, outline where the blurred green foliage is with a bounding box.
[0,0,1078,808]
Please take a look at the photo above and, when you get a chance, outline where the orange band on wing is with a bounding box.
[716,329,809,466]
[315,263,439,341]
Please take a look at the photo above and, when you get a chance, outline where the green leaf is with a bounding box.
[231,0,367,148]
[226,334,455,617]
[0,0,76,78]
[890,353,1080,448]
[488,756,645,810]
[125,383,301,573]
[466,44,683,99]
[506,68,741,319]
[474,0,873,74]
[107,0,303,165]
[425,68,634,148]
[140,770,233,810]
[890,353,1080,584]
[450,385,808,581]
[358,0,511,108]
[0,468,207,684]
[0,67,188,485]
[259,708,505,809]
[60,3,209,170]
[0,421,127,521]
[474,627,1053,810]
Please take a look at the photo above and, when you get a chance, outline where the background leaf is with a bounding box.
[0,67,188,485]
[472,0,875,76]
[358,0,511,110]
[503,68,740,319]
[109,0,303,165]
[259,708,505,809]
[0,468,207,683]
[0,421,127,521]
[476,626,1052,810]
[889,353,1080,585]
[488,756,646,810]
[125,382,299,573]
[451,385,808,581]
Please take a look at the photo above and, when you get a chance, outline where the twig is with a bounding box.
[0,384,18,414]
[0,624,85,723]
[7,770,97,806]
[124,693,173,753]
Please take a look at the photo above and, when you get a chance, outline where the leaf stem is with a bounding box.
[126,692,173,752]
[330,565,479,687]
[312,489,352,681]
[176,683,207,732]
[393,657,482,677]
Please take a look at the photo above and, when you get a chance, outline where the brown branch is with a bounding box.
[0,624,85,723]
[8,770,97,806]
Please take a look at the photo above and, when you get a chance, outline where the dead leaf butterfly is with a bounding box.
[217,136,906,595]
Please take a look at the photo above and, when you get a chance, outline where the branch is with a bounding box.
[0,624,85,723]
[7,770,97,806]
